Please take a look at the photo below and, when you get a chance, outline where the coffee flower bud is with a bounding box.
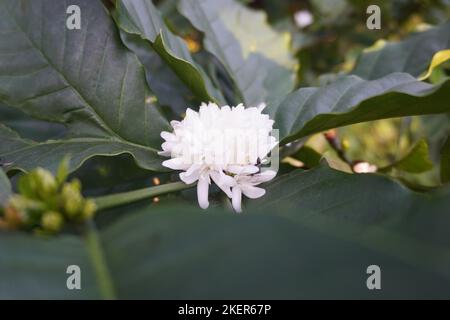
[0,159,97,234]
[82,199,97,220]
[35,168,57,196]
[41,211,64,233]
[61,180,83,218]
[0,204,25,230]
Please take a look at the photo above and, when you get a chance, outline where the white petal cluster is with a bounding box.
[159,102,278,212]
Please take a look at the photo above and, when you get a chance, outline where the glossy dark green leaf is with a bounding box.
[113,0,221,103]
[0,232,100,299]
[0,124,165,174]
[116,31,194,117]
[0,102,65,141]
[2,165,450,298]
[271,73,450,144]
[352,22,450,79]
[0,0,169,173]
[291,146,322,168]
[179,0,297,107]
[251,164,450,233]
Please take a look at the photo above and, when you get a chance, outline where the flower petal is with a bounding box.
[197,176,210,209]
[257,103,267,112]
[160,131,176,141]
[210,170,234,198]
[241,185,266,199]
[180,167,201,184]
[251,170,277,184]
[162,158,189,170]
[231,186,242,213]
[227,165,259,175]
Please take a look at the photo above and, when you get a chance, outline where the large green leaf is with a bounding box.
[271,73,450,144]
[113,0,221,103]
[251,164,449,220]
[0,102,65,141]
[2,165,450,299]
[352,22,450,80]
[0,232,100,299]
[0,124,165,174]
[179,0,297,108]
[250,164,450,249]
[0,0,169,173]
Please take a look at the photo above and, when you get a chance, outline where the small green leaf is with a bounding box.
[380,139,434,174]
[418,49,450,81]
[56,156,70,186]
[321,154,352,173]
[291,146,322,168]
[352,22,450,79]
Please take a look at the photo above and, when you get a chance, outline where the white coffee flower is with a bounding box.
[294,10,314,28]
[159,102,278,212]
[353,161,378,173]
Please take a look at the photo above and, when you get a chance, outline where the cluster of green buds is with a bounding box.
[0,158,96,234]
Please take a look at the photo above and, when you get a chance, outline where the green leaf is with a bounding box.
[419,49,450,81]
[352,22,450,79]
[113,0,221,103]
[0,102,65,141]
[441,135,450,183]
[321,153,352,173]
[0,169,11,205]
[179,0,297,107]
[56,156,70,185]
[0,124,166,174]
[290,146,322,168]
[0,232,101,299]
[380,139,434,174]
[250,164,450,245]
[0,0,169,173]
[116,31,195,116]
[2,165,450,298]
[271,73,450,144]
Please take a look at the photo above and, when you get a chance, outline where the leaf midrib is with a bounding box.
[5,2,155,152]
[0,137,160,158]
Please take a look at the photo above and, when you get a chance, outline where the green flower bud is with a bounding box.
[8,195,39,215]
[34,168,58,199]
[6,195,45,227]
[82,199,97,220]
[18,173,39,199]
[41,211,64,233]
[56,156,70,186]
[0,205,24,229]
[61,180,83,218]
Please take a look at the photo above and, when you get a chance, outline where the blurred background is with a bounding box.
[154,0,450,190]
